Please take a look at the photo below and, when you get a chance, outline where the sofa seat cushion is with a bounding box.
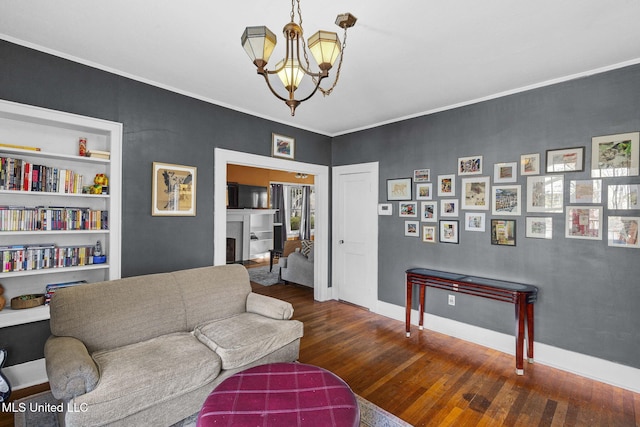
[194,313,303,370]
[68,333,221,426]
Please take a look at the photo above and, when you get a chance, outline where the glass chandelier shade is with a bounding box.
[241,26,277,67]
[276,58,305,91]
[308,31,341,70]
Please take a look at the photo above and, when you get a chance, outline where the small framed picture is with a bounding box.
[494,162,518,183]
[440,199,459,217]
[414,168,430,182]
[526,176,564,213]
[491,219,516,246]
[464,212,486,232]
[416,183,433,200]
[152,162,197,216]
[607,216,639,248]
[566,206,603,240]
[546,146,585,173]
[271,133,295,160]
[492,185,521,216]
[439,220,459,244]
[521,153,541,176]
[387,178,412,201]
[399,201,418,217]
[458,155,483,175]
[608,184,640,210]
[526,217,553,239]
[420,201,438,223]
[591,132,639,178]
[569,179,602,204]
[378,203,392,215]
[437,174,456,197]
[405,220,420,237]
[422,225,437,243]
[461,176,490,210]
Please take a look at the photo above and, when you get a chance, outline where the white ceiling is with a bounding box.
[2,1,640,137]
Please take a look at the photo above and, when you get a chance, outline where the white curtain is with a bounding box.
[283,187,292,236]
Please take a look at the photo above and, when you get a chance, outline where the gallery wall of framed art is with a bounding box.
[381,131,639,251]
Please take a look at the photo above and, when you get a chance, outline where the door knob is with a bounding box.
[338,240,344,244]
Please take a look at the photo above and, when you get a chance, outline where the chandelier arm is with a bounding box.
[260,69,328,103]
[260,73,292,103]
[294,74,328,104]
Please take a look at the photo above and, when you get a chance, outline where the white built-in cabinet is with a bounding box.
[0,99,122,328]
[227,209,277,261]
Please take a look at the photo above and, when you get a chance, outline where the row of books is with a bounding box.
[1,244,102,273]
[0,156,86,193]
[45,280,88,305]
[0,206,108,231]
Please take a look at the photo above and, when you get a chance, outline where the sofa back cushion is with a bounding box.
[50,272,186,353]
[171,264,251,330]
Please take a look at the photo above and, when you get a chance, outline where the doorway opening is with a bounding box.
[213,148,330,301]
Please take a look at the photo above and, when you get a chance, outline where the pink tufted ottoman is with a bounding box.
[197,362,360,427]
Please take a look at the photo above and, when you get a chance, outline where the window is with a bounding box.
[285,185,315,236]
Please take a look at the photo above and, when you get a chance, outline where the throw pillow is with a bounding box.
[301,240,313,257]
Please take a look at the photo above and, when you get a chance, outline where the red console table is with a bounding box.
[405,268,538,375]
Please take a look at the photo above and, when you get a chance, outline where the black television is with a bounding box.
[227,183,268,209]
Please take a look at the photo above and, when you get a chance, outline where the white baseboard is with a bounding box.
[375,300,640,394]
[4,358,47,390]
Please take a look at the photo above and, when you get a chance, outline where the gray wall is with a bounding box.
[332,64,640,369]
[1,38,639,372]
[0,40,331,366]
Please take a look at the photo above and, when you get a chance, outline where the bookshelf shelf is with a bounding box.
[0,146,110,164]
[1,230,109,236]
[0,304,50,328]
[0,189,109,198]
[0,99,122,327]
[0,264,110,279]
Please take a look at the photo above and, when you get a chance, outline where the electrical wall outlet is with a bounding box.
[448,294,455,306]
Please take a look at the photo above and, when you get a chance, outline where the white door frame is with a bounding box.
[214,148,330,302]
[331,162,379,309]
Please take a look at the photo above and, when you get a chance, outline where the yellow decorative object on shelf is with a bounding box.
[0,142,41,151]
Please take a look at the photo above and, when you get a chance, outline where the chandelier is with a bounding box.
[241,0,356,116]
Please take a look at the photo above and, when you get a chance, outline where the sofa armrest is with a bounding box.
[44,336,99,401]
[246,292,294,320]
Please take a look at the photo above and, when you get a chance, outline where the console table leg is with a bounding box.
[515,294,526,375]
[527,302,535,363]
[418,285,426,331]
[405,281,412,337]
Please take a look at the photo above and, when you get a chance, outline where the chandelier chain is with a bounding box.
[293,0,346,97]
[318,27,348,96]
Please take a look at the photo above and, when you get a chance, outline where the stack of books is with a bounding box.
[45,280,87,305]
[86,150,110,160]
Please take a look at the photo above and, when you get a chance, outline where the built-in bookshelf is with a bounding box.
[249,211,275,259]
[0,99,122,328]
[227,209,277,261]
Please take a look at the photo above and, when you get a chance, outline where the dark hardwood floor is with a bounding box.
[4,264,637,426]
[252,281,639,427]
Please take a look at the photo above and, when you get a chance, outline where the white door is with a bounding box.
[332,162,378,310]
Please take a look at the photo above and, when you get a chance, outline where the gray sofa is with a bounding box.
[44,264,303,427]
[279,240,314,287]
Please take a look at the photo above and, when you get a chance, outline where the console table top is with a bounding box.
[406,267,538,294]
